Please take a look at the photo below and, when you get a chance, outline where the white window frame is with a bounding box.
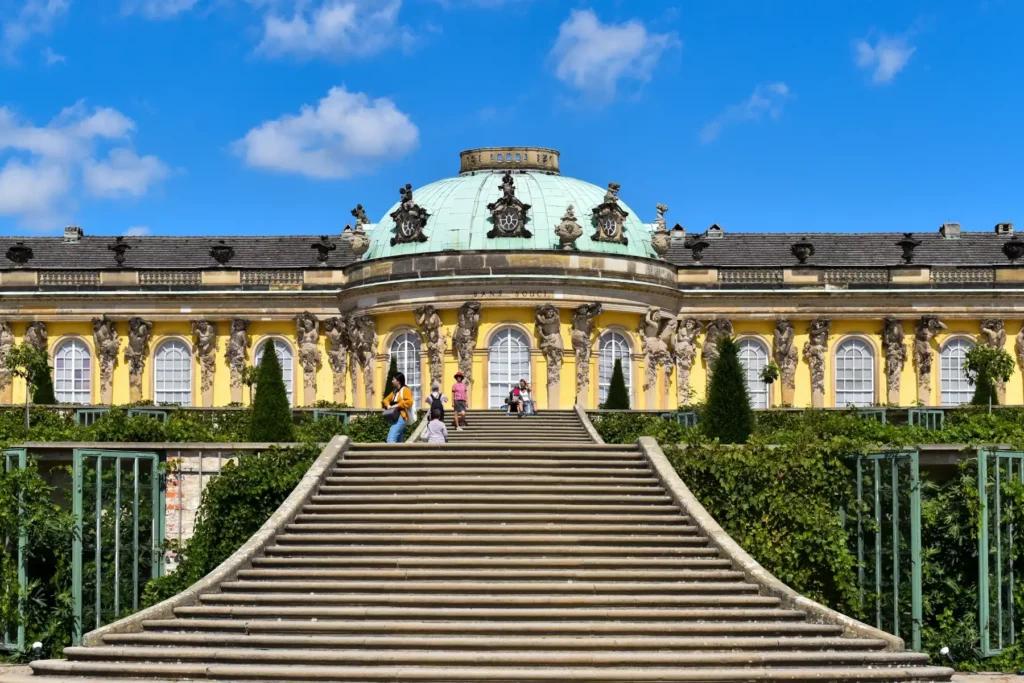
[389,332,422,416]
[255,338,295,406]
[940,338,975,406]
[54,338,91,404]
[598,332,632,405]
[834,338,875,408]
[737,338,770,409]
[154,339,192,406]
[488,327,531,409]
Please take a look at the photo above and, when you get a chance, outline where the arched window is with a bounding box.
[737,338,770,409]
[154,340,192,406]
[835,338,875,407]
[598,332,632,405]
[54,338,91,404]
[389,332,422,411]
[940,338,974,406]
[488,327,531,409]
[255,338,294,406]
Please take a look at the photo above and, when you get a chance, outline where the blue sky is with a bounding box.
[0,0,1021,237]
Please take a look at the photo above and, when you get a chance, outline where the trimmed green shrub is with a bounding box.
[964,345,1014,408]
[32,364,56,405]
[601,359,630,409]
[384,355,399,394]
[248,342,294,443]
[701,336,754,444]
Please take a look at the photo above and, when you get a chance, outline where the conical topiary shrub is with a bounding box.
[249,342,295,442]
[702,336,754,444]
[32,360,56,405]
[384,355,399,394]
[602,358,630,409]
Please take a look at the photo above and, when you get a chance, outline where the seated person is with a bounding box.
[505,385,522,416]
[517,379,535,416]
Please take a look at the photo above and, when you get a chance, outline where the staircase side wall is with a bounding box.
[637,436,905,652]
[81,435,351,647]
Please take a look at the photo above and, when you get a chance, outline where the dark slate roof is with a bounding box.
[0,235,358,271]
[665,231,1019,268]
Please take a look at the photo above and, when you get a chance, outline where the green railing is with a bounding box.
[71,449,165,644]
[851,450,923,651]
[1,448,27,653]
[312,410,349,425]
[907,408,944,430]
[73,408,111,426]
[661,411,698,428]
[977,449,1023,657]
[126,408,169,423]
[857,409,887,424]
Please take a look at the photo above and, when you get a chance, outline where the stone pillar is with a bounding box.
[773,319,797,406]
[0,321,13,405]
[225,319,250,405]
[125,317,153,404]
[192,321,217,408]
[296,312,321,407]
[92,316,119,405]
[802,318,830,409]
[913,317,946,407]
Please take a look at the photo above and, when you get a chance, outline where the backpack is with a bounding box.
[429,392,445,412]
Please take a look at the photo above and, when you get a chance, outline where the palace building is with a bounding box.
[1,145,1023,412]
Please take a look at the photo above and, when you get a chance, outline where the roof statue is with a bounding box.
[486,172,532,239]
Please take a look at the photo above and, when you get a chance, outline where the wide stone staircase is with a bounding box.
[19,418,953,681]
[444,409,594,444]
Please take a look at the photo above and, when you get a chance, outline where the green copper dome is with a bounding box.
[362,147,657,261]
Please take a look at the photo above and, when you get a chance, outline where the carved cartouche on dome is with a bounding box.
[591,182,629,245]
[486,172,532,239]
[389,184,430,246]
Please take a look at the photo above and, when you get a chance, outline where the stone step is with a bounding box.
[233,568,744,582]
[310,493,674,504]
[326,474,658,484]
[249,557,730,569]
[261,545,716,557]
[282,523,697,534]
[217,581,755,595]
[345,443,626,451]
[140,618,848,637]
[30,661,955,682]
[63,645,933,668]
[198,593,776,608]
[171,605,806,621]
[316,484,666,495]
[336,460,647,469]
[291,513,690,524]
[301,503,684,514]
[100,632,891,651]
[271,533,705,546]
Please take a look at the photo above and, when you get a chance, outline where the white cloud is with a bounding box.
[0,101,169,228]
[700,82,791,144]
[124,225,151,236]
[549,8,679,102]
[233,85,418,179]
[1,0,70,65]
[256,1,409,61]
[854,34,915,84]
[83,148,170,198]
[121,0,201,19]
[42,46,64,64]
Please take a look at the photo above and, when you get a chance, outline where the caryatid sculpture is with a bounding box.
[124,317,153,402]
[415,305,447,389]
[323,316,349,405]
[192,320,218,406]
[535,305,564,406]
[347,312,378,407]
[571,303,602,404]
[881,318,907,405]
[225,318,251,404]
[773,319,798,404]
[92,315,120,404]
[702,319,734,381]
[295,312,321,405]
[24,321,46,352]
[453,302,481,386]
[0,322,14,403]
[673,317,702,405]
[1017,324,1024,403]
[802,318,831,408]
[638,307,675,409]
[913,316,947,404]
[980,318,1008,400]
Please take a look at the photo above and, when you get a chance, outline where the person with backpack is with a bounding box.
[382,372,413,443]
[423,382,448,422]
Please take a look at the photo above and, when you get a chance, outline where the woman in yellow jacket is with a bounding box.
[383,372,414,443]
